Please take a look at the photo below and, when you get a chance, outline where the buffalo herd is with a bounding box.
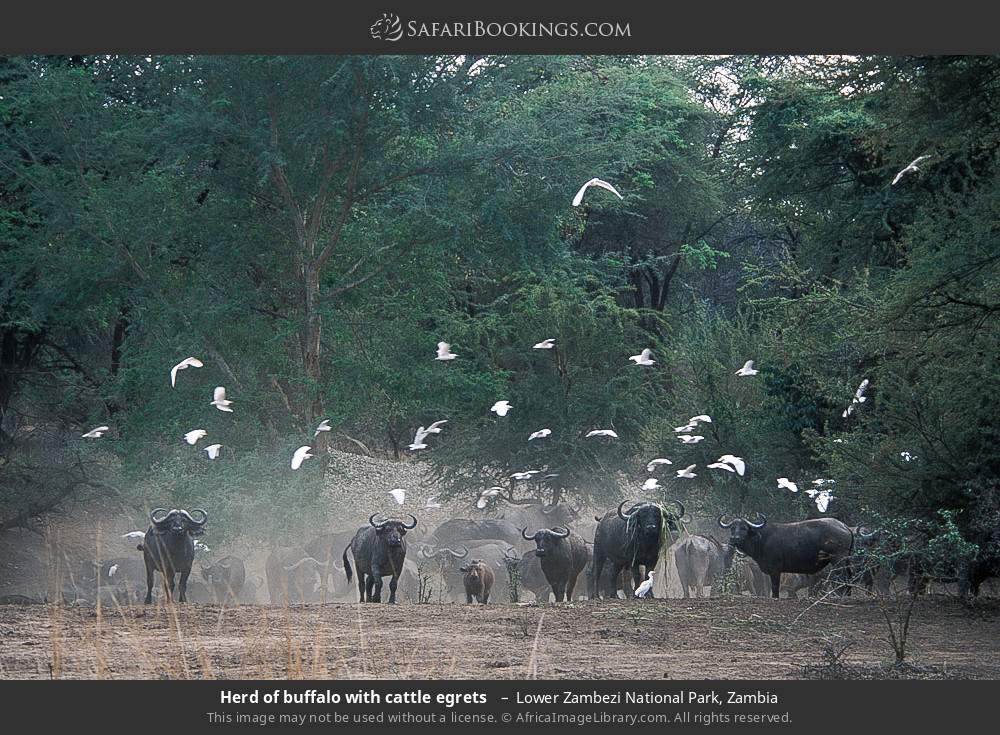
[63,496,993,607]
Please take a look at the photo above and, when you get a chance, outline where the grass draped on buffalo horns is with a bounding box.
[624,503,687,591]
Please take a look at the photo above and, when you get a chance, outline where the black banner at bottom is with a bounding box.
[1,679,990,732]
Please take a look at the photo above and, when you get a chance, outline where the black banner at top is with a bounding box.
[0,0,997,54]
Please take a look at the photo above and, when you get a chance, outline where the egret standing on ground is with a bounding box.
[635,571,655,598]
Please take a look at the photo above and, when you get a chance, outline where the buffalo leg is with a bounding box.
[178,570,190,603]
[144,558,156,604]
[371,568,383,603]
[356,573,367,603]
[770,573,781,599]
[566,571,579,601]
[364,574,376,602]
[590,553,605,599]
[482,590,489,605]
[466,593,473,604]
[387,574,398,604]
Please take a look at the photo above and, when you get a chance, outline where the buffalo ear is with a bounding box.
[459,566,469,573]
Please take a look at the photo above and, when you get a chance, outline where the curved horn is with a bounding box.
[666,500,685,518]
[748,513,767,529]
[369,513,386,528]
[419,546,435,559]
[550,526,570,538]
[189,508,208,525]
[857,525,876,538]
[718,514,734,529]
[283,557,327,572]
[521,526,537,541]
[502,547,520,560]
[150,508,171,524]
[617,500,636,520]
[401,513,417,530]
[449,546,469,559]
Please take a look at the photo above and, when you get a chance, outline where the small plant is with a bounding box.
[504,556,522,603]
[415,561,435,604]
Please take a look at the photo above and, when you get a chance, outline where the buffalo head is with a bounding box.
[419,544,469,564]
[369,513,417,548]
[150,508,207,538]
[618,500,684,539]
[521,526,570,558]
[718,513,766,550]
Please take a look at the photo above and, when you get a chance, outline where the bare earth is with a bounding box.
[1,596,997,680]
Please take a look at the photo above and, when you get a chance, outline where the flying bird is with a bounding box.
[842,379,870,417]
[717,455,746,476]
[572,177,624,207]
[210,386,233,412]
[388,488,406,505]
[291,445,313,470]
[409,421,447,451]
[674,424,697,433]
[586,429,618,439]
[777,477,799,493]
[678,435,704,444]
[122,531,145,541]
[634,571,655,598]
[807,488,834,513]
[184,429,207,446]
[194,540,211,553]
[646,458,672,472]
[707,462,737,473]
[812,478,835,487]
[477,487,504,509]
[642,478,662,491]
[435,342,457,361]
[629,348,655,366]
[676,464,697,479]
[901,451,916,462]
[204,444,222,460]
[533,339,556,349]
[735,360,758,376]
[891,154,932,186]
[424,496,442,509]
[424,419,448,434]
[510,471,540,481]
[169,357,203,388]
[688,415,712,425]
[82,426,110,439]
[490,400,512,417]
[314,419,332,437]
[528,429,552,441]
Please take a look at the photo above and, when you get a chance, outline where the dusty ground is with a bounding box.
[1,596,997,680]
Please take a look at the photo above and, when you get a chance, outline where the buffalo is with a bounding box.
[674,534,729,598]
[429,518,528,550]
[590,500,684,599]
[343,513,417,603]
[265,547,329,604]
[718,514,854,598]
[419,542,515,601]
[200,555,247,604]
[140,508,207,604]
[460,560,495,604]
[520,526,589,602]
[303,529,357,598]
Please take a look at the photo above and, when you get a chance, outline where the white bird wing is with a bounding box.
[572,177,623,206]
[719,455,746,476]
[707,462,735,472]
[426,420,448,433]
[205,444,222,459]
[213,386,227,403]
[389,488,406,505]
[641,478,660,490]
[646,458,672,471]
[741,360,755,371]
[291,446,312,470]
[855,379,869,400]
[689,415,712,424]
[314,419,332,436]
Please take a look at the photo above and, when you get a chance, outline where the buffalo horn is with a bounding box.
[550,526,570,538]
[402,513,417,529]
[521,527,538,541]
[717,514,734,529]
[748,513,767,529]
[617,500,636,520]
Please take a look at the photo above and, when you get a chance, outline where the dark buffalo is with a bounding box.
[343,513,417,603]
[520,526,589,602]
[429,518,528,550]
[460,560,495,604]
[304,529,357,598]
[498,499,580,536]
[265,547,329,604]
[590,500,684,599]
[420,542,515,601]
[718,514,854,598]
[674,534,729,598]
[200,555,247,604]
[140,508,207,604]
